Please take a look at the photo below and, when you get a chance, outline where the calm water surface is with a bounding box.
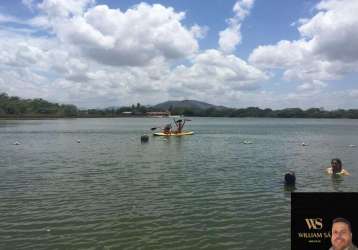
[1,118,358,249]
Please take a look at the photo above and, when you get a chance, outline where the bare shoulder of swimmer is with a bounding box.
[326,167,333,174]
[342,169,350,176]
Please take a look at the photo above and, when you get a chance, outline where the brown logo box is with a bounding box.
[291,192,358,250]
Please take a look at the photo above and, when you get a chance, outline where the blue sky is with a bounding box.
[0,0,358,109]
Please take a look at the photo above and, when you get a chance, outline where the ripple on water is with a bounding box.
[2,118,358,249]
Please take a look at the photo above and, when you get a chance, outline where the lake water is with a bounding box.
[1,118,358,249]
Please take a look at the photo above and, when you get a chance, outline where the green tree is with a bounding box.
[64,105,78,116]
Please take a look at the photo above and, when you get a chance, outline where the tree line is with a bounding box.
[1,92,358,118]
[174,107,358,118]
[0,93,77,117]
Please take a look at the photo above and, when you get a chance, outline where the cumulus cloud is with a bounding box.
[190,24,208,39]
[297,80,327,93]
[299,0,358,63]
[218,22,242,54]
[38,0,95,18]
[233,0,255,20]
[0,31,48,69]
[0,26,172,106]
[34,1,199,66]
[249,0,358,92]
[167,49,268,99]
[218,0,254,53]
[0,0,268,107]
[0,67,51,99]
[249,40,313,69]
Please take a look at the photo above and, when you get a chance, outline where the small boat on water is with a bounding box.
[151,117,193,136]
[153,131,194,136]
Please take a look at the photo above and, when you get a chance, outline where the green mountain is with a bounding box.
[154,100,225,110]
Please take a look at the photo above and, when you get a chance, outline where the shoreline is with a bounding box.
[1,115,358,120]
[0,115,147,120]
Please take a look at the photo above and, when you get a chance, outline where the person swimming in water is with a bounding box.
[326,158,350,176]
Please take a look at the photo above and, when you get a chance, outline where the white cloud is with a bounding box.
[0,25,174,106]
[299,0,358,63]
[218,22,242,54]
[290,18,309,27]
[28,15,52,29]
[249,39,312,69]
[167,49,268,99]
[233,0,255,20]
[218,0,254,53]
[190,24,208,39]
[0,0,273,108]
[282,89,358,110]
[11,0,358,109]
[249,0,358,100]
[35,2,199,67]
[0,31,47,68]
[0,67,50,99]
[0,13,22,24]
[38,0,95,18]
[297,80,327,92]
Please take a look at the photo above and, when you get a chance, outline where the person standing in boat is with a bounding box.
[174,119,185,133]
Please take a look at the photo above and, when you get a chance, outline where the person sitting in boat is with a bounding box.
[174,119,185,133]
[163,123,172,134]
[326,158,350,176]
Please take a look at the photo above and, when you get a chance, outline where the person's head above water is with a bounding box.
[284,171,296,185]
[331,158,342,174]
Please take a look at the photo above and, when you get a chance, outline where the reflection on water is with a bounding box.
[1,118,358,250]
[331,175,345,192]
[284,184,297,193]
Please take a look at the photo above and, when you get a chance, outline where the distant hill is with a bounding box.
[154,100,226,110]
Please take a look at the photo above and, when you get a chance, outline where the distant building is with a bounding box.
[146,111,170,117]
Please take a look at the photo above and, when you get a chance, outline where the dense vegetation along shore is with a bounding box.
[1,92,358,119]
